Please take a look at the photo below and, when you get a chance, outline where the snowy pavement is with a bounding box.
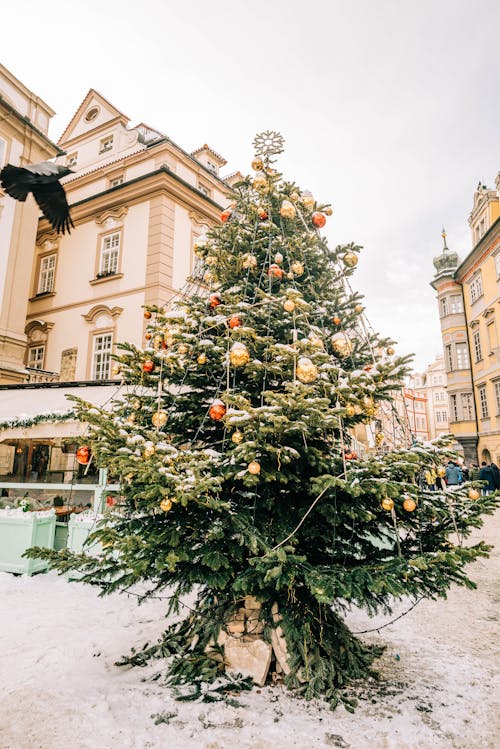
[0,512,499,749]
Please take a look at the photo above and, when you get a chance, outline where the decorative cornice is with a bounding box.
[94,205,129,225]
[25,320,55,335]
[83,304,124,323]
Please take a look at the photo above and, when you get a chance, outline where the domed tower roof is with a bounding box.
[432,228,460,282]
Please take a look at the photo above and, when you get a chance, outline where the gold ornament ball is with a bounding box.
[132,399,142,410]
[283,299,295,312]
[242,253,258,269]
[342,252,358,268]
[230,342,250,367]
[248,460,261,475]
[302,193,315,209]
[280,200,296,219]
[231,430,244,444]
[290,260,304,277]
[437,466,446,478]
[403,496,417,512]
[354,304,364,314]
[386,347,395,356]
[345,403,356,418]
[363,395,374,409]
[274,252,284,264]
[309,334,324,350]
[251,158,264,171]
[112,364,121,375]
[253,172,267,190]
[296,356,318,384]
[178,344,188,355]
[468,488,480,501]
[152,410,168,428]
[144,445,156,458]
[160,498,173,513]
[381,497,394,511]
[331,332,353,357]
[197,353,207,365]
[324,207,333,216]
[375,432,385,445]
[205,254,217,266]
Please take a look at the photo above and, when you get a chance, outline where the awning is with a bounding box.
[0,383,124,441]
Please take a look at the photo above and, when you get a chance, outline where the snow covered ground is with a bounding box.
[1,511,499,749]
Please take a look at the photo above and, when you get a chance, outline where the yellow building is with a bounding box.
[0,64,61,383]
[432,175,500,465]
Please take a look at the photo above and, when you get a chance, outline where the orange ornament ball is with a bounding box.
[311,212,326,228]
[381,497,394,511]
[268,263,284,280]
[333,315,341,326]
[258,208,268,220]
[403,497,417,512]
[229,316,242,329]
[144,310,152,319]
[221,209,232,223]
[143,359,155,373]
[76,445,91,465]
[209,399,226,421]
[209,293,222,309]
[247,460,261,475]
[468,488,480,501]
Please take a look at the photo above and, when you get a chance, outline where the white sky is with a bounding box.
[3,0,500,370]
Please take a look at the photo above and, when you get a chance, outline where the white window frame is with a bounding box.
[0,137,6,167]
[494,382,500,414]
[37,253,56,294]
[439,297,449,317]
[461,392,474,420]
[206,159,217,174]
[99,233,120,276]
[110,176,123,187]
[198,182,210,197]
[445,344,453,372]
[27,345,45,370]
[455,342,469,370]
[495,254,500,279]
[99,135,114,153]
[470,273,483,304]
[92,333,113,380]
[450,294,463,314]
[473,330,482,362]
[478,386,489,418]
[449,394,458,421]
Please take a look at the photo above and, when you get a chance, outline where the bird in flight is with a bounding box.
[0,161,74,234]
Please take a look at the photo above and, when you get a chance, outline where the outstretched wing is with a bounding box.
[32,182,74,235]
[0,164,31,201]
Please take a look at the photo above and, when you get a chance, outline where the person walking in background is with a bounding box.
[445,460,461,488]
[489,462,500,490]
[470,463,481,481]
[479,461,495,494]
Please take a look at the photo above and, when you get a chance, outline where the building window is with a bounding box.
[461,392,474,420]
[473,330,482,362]
[99,135,114,153]
[98,233,120,276]
[67,152,78,168]
[85,106,99,123]
[92,333,112,380]
[450,295,463,314]
[487,321,498,352]
[455,342,469,369]
[449,394,458,421]
[0,137,6,167]
[206,159,217,174]
[494,382,500,414]
[37,254,56,294]
[27,345,45,370]
[470,274,483,304]
[439,297,449,317]
[495,254,500,279]
[445,344,453,372]
[198,182,211,197]
[110,176,123,187]
[478,386,489,418]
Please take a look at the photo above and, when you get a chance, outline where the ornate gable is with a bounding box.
[58,89,130,147]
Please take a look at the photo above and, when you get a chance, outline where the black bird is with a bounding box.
[0,161,74,234]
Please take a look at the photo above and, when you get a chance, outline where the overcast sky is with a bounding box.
[3,0,500,370]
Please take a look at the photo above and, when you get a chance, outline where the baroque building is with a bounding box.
[408,355,449,441]
[0,64,61,383]
[431,174,500,465]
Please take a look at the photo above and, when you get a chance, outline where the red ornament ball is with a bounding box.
[209,293,222,309]
[311,212,326,228]
[144,310,152,319]
[209,399,226,421]
[76,445,91,465]
[268,263,284,280]
[258,208,268,220]
[143,359,155,373]
[221,209,232,223]
[229,316,242,329]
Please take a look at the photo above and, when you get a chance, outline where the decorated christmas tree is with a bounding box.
[33,132,499,708]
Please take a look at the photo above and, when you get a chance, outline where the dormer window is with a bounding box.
[110,175,123,187]
[99,135,114,153]
[206,159,217,174]
[67,152,78,168]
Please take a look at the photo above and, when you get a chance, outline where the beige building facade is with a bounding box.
[25,89,232,383]
[408,355,449,440]
[0,65,61,383]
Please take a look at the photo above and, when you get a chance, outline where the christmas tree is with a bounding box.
[32,132,499,708]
